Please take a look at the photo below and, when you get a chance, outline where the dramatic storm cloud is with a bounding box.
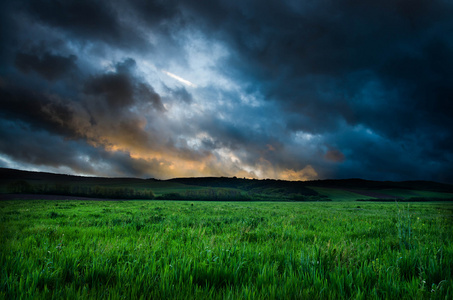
[1,0,452,182]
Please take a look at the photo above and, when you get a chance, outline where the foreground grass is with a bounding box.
[1,200,452,299]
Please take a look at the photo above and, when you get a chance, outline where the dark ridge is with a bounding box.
[168,177,318,196]
[1,168,453,197]
[0,168,154,184]
[305,178,453,193]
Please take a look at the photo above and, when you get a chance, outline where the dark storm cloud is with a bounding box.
[165,86,193,104]
[0,42,213,178]
[324,149,345,163]
[0,86,77,137]
[83,58,165,113]
[323,127,445,181]
[129,0,180,26]
[85,73,135,108]
[0,118,168,178]
[185,0,453,133]
[1,0,452,181]
[1,55,166,154]
[178,0,453,181]
[20,0,144,49]
[14,52,77,81]
[0,118,95,174]
[137,83,166,112]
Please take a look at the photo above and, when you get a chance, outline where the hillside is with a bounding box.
[1,168,452,201]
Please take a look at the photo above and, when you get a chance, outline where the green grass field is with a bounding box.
[308,187,375,201]
[1,199,452,299]
[377,189,453,199]
[309,186,453,201]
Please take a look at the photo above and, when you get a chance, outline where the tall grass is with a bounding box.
[0,200,452,299]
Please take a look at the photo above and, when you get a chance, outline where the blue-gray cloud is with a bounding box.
[0,0,452,182]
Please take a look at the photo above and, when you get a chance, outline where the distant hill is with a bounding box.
[1,168,452,201]
[306,178,453,193]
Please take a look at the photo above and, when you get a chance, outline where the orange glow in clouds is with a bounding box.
[103,141,318,180]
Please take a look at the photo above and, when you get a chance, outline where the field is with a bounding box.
[310,187,453,201]
[308,187,376,201]
[1,199,452,299]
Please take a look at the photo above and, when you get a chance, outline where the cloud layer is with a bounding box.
[1,0,452,182]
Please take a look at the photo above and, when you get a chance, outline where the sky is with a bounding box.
[0,0,452,183]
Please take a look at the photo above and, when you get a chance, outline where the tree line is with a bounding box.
[155,188,252,201]
[7,181,155,199]
[6,181,331,201]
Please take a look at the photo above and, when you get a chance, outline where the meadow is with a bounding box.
[1,199,452,299]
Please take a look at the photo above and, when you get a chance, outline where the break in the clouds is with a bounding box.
[1,0,452,182]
